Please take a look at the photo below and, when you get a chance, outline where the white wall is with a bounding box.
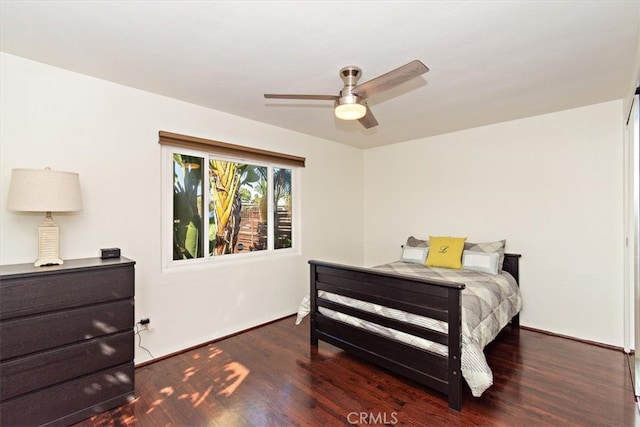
[0,53,364,363]
[363,101,624,346]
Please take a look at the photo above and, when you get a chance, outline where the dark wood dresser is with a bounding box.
[0,257,136,426]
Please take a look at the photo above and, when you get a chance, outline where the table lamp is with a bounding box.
[6,167,83,266]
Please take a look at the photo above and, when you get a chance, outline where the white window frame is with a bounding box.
[161,146,300,270]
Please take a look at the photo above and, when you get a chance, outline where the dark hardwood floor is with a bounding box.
[75,316,639,426]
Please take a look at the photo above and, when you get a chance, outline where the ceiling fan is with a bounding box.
[264,60,429,129]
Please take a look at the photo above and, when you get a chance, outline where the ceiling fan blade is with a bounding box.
[264,94,339,101]
[358,106,379,129]
[351,60,429,99]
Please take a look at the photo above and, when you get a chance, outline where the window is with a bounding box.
[161,131,303,266]
[173,154,204,259]
[208,159,268,256]
[273,167,293,250]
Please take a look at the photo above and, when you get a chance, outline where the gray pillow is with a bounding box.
[406,236,429,248]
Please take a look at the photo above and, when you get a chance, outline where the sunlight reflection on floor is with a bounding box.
[81,343,254,426]
[219,362,250,397]
[142,345,251,417]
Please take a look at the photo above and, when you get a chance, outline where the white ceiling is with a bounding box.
[1,1,639,149]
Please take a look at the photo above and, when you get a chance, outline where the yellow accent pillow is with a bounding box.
[425,236,467,269]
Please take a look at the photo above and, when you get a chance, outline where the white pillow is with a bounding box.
[462,250,499,275]
[401,246,429,264]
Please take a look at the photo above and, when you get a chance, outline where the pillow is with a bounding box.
[464,240,506,271]
[462,250,499,275]
[405,236,428,248]
[401,246,429,264]
[425,236,466,269]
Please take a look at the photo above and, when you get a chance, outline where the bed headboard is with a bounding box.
[502,253,521,284]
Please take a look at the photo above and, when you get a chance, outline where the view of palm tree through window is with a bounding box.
[173,154,204,260]
[173,153,293,261]
[273,167,292,250]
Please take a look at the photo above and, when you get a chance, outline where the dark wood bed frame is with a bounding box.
[308,253,521,411]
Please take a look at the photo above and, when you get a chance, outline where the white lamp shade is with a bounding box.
[7,168,83,212]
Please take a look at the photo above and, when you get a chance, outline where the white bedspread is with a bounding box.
[296,261,522,397]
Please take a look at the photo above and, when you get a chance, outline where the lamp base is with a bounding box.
[35,213,63,267]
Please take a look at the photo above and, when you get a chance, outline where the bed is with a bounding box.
[299,238,522,411]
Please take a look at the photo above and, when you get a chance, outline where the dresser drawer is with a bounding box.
[0,264,134,320]
[1,330,133,401]
[0,299,133,361]
[0,362,135,427]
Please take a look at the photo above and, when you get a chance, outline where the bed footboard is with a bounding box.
[309,260,466,411]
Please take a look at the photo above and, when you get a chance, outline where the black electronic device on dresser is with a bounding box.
[0,257,136,426]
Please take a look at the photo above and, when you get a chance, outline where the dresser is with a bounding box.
[0,257,136,426]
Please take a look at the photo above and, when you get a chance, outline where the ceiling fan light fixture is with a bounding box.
[264,60,428,129]
[334,96,367,120]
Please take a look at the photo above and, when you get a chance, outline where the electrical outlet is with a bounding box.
[139,318,151,330]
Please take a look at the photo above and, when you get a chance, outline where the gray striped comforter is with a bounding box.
[372,261,522,396]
